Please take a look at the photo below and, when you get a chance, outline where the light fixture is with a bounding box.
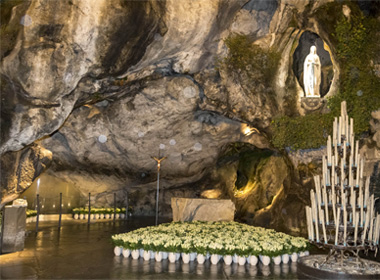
[98,135,107,143]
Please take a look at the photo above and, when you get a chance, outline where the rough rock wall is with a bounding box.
[1,0,379,233]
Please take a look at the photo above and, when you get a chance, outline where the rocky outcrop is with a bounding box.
[171,198,235,222]
[0,144,52,208]
[1,0,379,234]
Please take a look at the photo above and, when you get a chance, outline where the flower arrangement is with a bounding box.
[112,221,309,265]
[72,207,132,220]
[26,209,37,217]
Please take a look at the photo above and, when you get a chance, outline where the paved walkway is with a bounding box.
[0,217,305,279]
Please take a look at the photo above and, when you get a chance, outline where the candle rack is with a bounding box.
[305,101,380,271]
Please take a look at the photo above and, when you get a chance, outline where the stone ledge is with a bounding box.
[171,197,235,222]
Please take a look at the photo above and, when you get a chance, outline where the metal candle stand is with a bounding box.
[305,102,380,274]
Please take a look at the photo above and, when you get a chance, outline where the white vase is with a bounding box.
[155,252,163,262]
[114,246,122,256]
[80,214,84,219]
[197,254,206,264]
[139,249,144,258]
[143,250,151,261]
[291,252,298,262]
[272,255,282,265]
[84,214,88,219]
[260,255,270,266]
[248,255,258,266]
[224,255,233,265]
[122,249,130,258]
[120,213,125,219]
[190,252,197,262]
[74,214,79,219]
[282,253,289,264]
[210,254,220,265]
[131,250,140,259]
[168,252,176,263]
[91,214,95,220]
[114,213,119,219]
[182,253,190,264]
[238,256,246,266]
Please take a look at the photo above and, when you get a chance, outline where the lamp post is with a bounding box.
[152,150,166,226]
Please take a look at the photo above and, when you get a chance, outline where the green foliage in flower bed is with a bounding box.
[26,209,37,217]
[271,3,380,150]
[72,207,129,215]
[112,221,309,257]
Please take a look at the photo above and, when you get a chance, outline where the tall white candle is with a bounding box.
[344,204,347,246]
[360,158,364,180]
[311,190,319,242]
[356,154,360,186]
[332,193,337,225]
[327,135,332,166]
[333,118,337,147]
[363,206,370,243]
[338,116,342,145]
[320,209,328,244]
[349,156,353,187]
[306,206,313,240]
[364,177,370,207]
[359,186,364,227]
[354,212,359,245]
[323,189,329,225]
[343,140,347,166]
[350,118,354,144]
[334,145,338,166]
[355,140,359,167]
[335,207,341,245]
[322,157,327,187]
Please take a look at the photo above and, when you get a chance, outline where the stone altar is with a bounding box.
[171,198,235,222]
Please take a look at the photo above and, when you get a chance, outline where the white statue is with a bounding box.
[303,46,321,97]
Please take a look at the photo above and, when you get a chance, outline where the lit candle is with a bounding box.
[335,207,341,245]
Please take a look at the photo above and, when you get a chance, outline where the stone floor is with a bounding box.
[0,217,329,279]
